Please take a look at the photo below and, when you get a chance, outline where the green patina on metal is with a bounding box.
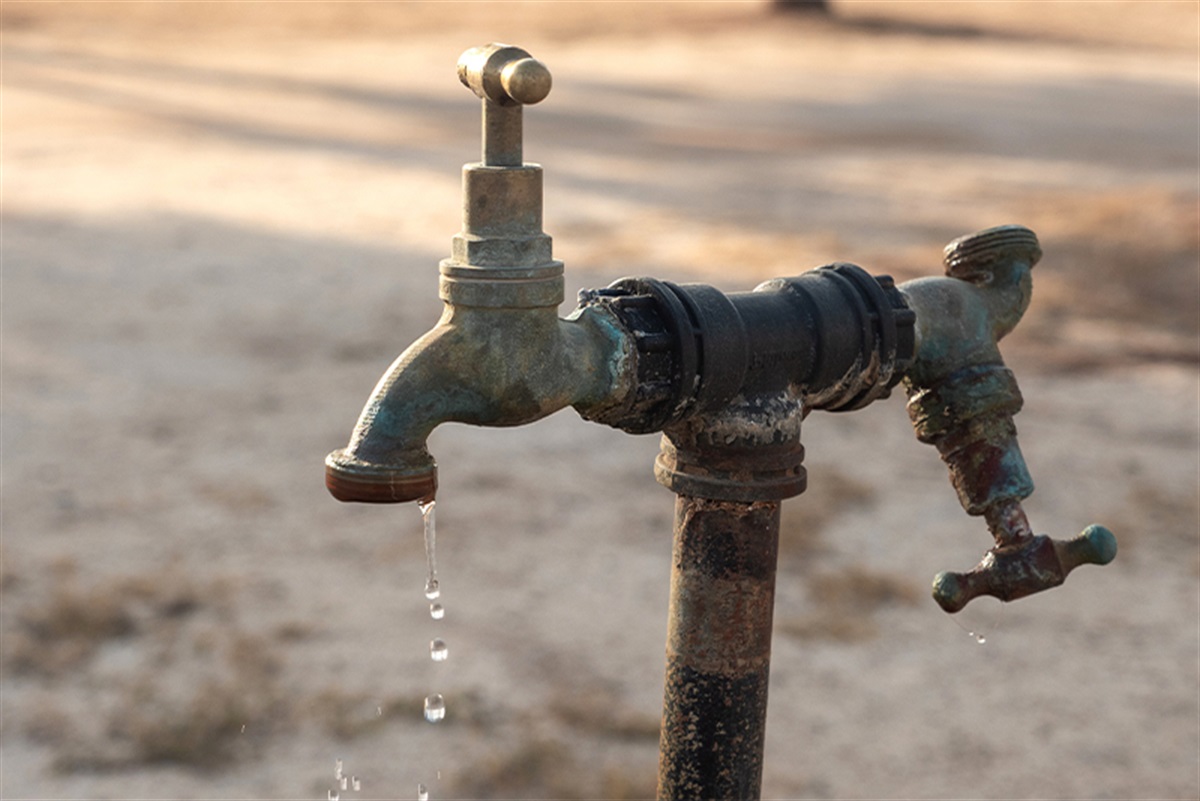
[323,44,1118,801]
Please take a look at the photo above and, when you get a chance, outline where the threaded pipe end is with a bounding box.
[943,225,1041,281]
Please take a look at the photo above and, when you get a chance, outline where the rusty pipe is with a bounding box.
[659,494,780,799]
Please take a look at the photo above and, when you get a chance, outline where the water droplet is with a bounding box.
[417,782,430,801]
[240,723,246,734]
[341,776,349,791]
[352,776,362,792]
[424,693,445,723]
[974,633,987,645]
[430,638,448,662]
[429,602,444,620]
[328,791,340,801]
[420,501,439,601]
[376,705,383,717]
[335,758,344,780]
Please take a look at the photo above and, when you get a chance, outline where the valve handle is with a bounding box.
[933,524,1117,614]
[458,43,552,106]
[457,44,551,167]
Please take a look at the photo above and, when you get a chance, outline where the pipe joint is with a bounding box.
[577,264,914,438]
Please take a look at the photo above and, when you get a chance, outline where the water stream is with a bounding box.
[949,600,1004,645]
[421,500,440,601]
[418,500,446,798]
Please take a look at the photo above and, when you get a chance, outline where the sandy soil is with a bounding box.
[2,2,1197,799]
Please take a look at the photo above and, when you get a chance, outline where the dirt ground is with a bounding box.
[2,2,1198,799]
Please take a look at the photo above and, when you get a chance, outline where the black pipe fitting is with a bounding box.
[579,263,915,435]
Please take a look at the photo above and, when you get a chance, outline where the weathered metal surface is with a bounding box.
[659,495,780,801]
[324,301,635,504]
[933,525,1118,613]
[906,363,1032,516]
[458,43,551,166]
[325,47,1119,800]
[656,393,807,503]
[583,265,914,436]
[326,46,638,503]
[899,226,1116,611]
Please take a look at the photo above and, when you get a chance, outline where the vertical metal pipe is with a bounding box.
[657,495,781,800]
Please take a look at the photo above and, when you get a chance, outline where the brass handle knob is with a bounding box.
[933,524,1117,613]
[458,43,552,106]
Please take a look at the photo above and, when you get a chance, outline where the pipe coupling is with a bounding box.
[655,392,807,502]
[577,264,914,435]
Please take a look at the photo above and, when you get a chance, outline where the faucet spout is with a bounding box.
[325,302,631,504]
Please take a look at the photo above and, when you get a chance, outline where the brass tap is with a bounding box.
[324,45,635,503]
[898,226,1117,612]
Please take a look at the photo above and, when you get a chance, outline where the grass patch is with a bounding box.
[1105,480,1199,569]
[549,691,661,742]
[5,560,287,772]
[779,467,875,567]
[451,738,658,800]
[4,560,221,677]
[451,739,582,800]
[779,564,920,643]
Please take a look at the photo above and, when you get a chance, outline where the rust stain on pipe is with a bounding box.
[659,496,780,800]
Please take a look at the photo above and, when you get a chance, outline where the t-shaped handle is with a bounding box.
[458,43,552,166]
[933,522,1118,613]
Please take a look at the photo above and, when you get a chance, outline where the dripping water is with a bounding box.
[420,500,439,600]
[430,638,448,662]
[329,754,363,798]
[424,693,446,722]
[949,599,1005,645]
[417,500,447,796]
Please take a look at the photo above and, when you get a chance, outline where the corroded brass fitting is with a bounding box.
[443,43,562,310]
[899,226,1116,612]
[325,45,632,503]
[324,46,1120,801]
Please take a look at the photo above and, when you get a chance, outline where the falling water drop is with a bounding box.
[341,776,349,791]
[335,758,344,781]
[430,638,448,662]
[973,632,987,645]
[352,776,362,792]
[424,693,446,723]
[420,500,440,600]
[417,782,430,801]
[429,602,445,620]
[328,791,340,801]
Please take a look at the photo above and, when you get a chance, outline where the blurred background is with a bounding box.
[2,1,1197,798]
